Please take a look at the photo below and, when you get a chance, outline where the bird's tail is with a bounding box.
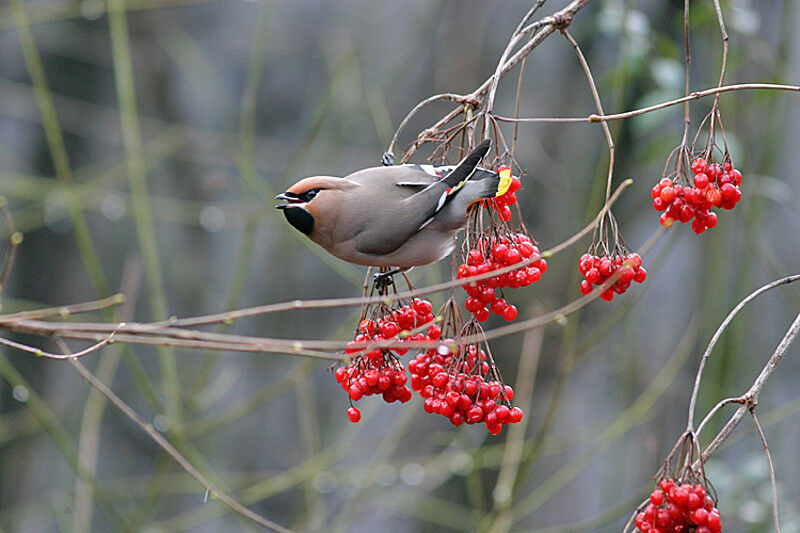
[461,165,515,209]
[441,139,492,192]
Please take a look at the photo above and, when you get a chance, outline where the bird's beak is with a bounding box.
[275,192,299,209]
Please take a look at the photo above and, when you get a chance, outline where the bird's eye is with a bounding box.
[301,188,320,202]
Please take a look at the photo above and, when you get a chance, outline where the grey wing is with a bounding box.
[342,166,443,256]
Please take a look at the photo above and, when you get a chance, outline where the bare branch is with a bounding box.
[700,310,800,463]
[688,274,800,428]
[0,325,121,360]
[492,83,800,124]
[751,409,780,533]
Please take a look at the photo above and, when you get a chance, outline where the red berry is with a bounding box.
[347,407,361,423]
[650,489,664,506]
[474,306,490,322]
[692,157,708,175]
[502,305,518,321]
[495,404,510,422]
[580,279,593,295]
[692,508,708,525]
[348,385,363,401]
[694,173,709,189]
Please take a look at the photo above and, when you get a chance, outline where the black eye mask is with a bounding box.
[299,188,320,202]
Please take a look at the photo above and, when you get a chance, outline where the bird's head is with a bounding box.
[275,176,357,236]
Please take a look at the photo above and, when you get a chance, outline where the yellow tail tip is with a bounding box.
[495,166,513,197]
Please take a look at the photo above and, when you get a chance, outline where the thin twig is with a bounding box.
[681,0,691,145]
[492,83,800,124]
[0,326,121,360]
[695,396,742,437]
[687,274,800,428]
[561,29,614,201]
[700,310,800,463]
[0,294,125,323]
[751,409,780,533]
[399,0,592,162]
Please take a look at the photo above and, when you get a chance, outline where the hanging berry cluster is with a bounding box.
[458,233,547,322]
[635,479,721,533]
[336,273,440,423]
[408,308,523,434]
[459,166,546,322]
[578,252,646,300]
[653,110,743,234]
[579,211,646,301]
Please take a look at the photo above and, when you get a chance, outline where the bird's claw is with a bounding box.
[372,271,394,292]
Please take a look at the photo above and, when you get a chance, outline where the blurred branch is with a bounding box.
[73,258,141,533]
[9,0,109,296]
[56,339,292,533]
[0,352,126,528]
[106,0,181,424]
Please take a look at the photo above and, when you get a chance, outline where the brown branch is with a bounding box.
[159,179,631,328]
[687,274,800,428]
[699,310,800,463]
[751,409,780,533]
[492,83,800,124]
[0,326,121,359]
[561,29,615,201]
[0,294,125,323]
[397,0,592,161]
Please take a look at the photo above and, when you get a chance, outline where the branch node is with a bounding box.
[551,13,573,30]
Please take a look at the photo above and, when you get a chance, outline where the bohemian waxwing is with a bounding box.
[275,140,512,269]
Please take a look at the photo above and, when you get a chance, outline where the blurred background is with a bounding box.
[1,0,799,531]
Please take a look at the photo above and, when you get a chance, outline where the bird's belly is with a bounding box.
[330,228,459,268]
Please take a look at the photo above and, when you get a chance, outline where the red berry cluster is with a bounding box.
[345,298,437,358]
[488,165,522,221]
[335,357,412,422]
[338,298,439,423]
[458,233,547,322]
[409,342,523,434]
[635,479,721,533]
[578,252,646,301]
[651,157,742,234]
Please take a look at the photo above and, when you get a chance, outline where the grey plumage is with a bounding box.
[276,140,502,268]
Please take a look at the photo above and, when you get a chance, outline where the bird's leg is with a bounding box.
[373,267,411,293]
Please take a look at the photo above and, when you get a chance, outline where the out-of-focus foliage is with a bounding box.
[0,0,799,531]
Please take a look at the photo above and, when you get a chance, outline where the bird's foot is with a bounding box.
[372,267,410,293]
[372,270,396,293]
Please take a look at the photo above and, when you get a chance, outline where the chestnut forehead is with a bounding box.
[286,177,330,195]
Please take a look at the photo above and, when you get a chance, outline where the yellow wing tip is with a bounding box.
[495,166,513,197]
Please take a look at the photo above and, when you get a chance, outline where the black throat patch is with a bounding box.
[283,207,315,235]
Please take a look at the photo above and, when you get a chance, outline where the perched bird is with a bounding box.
[275,140,511,275]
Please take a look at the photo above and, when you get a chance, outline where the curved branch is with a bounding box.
[492,83,800,124]
[687,274,800,428]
